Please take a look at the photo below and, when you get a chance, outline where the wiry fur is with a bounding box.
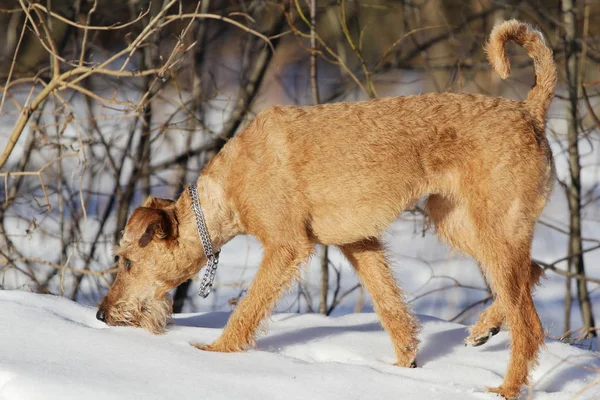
[485,19,557,130]
[104,296,173,334]
[98,20,556,400]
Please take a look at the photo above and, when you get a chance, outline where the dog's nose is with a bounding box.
[96,309,106,322]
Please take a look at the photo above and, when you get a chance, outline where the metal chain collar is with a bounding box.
[188,183,220,298]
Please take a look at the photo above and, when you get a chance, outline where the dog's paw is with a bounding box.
[393,351,418,368]
[486,385,520,400]
[192,342,215,351]
[191,341,245,353]
[393,359,417,368]
[465,326,501,347]
[393,343,418,368]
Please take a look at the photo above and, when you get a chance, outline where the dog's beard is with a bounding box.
[106,295,173,334]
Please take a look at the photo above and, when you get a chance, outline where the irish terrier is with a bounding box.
[97,20,556,399]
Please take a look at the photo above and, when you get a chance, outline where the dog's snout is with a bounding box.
[96,308,106,322]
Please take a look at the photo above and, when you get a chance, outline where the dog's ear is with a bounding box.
[142,196,175,209]
[128,207,178,247]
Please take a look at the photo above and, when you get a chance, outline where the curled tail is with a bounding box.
[485,20,557,128]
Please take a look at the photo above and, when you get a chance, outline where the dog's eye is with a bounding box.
[124,259,132,271]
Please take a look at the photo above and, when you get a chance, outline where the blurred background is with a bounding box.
[0,0,599,346]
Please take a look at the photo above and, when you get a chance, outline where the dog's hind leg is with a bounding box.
[484,249,544,399]
[427,194,545,398]
[466,261,544,347]
[339,238,419,368]
[194,240,313,352]
[426,194,506,347]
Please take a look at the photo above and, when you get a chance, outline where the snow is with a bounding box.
[1,290,598,400]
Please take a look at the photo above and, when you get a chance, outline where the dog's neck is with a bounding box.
[175,178,241,250]
[173,146,244,267]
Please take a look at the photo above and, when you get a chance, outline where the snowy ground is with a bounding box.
[1,290,598,400]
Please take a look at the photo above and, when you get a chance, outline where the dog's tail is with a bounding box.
[485,20,556,128]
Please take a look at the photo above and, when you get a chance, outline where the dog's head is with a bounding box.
[97,196,205,334]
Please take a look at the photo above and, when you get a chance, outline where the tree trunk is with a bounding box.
[562,0,596,338]
[319,245,329,314]
[309,0,329,315]
[172,0,211,314]
[173,5,287,311]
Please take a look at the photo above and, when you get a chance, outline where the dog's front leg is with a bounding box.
[193,242,312,353]
[339,238,420,367]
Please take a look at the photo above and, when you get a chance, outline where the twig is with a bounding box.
[309,0,319,105]
[30,2,149,31]
[0,7,28,115]
[78,0,97,67]
[289,0,370,97]
[160,13,274,53]
[337,0,376,98]
[450,295,493,323]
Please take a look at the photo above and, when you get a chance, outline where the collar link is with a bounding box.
[188,182,220,298]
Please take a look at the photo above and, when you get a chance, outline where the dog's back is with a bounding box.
[224,19,556,245]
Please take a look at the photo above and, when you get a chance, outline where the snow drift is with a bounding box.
[0,290,598,399]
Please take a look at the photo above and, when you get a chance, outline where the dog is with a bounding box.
[97,20,556,399]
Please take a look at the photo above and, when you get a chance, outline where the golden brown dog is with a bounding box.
[97,20,556,399]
